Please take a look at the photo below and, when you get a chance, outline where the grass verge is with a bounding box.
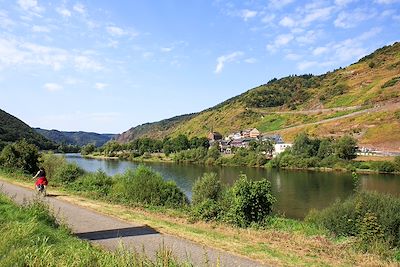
[0,191,191,267]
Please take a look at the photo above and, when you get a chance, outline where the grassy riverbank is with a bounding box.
[1,169,398,266]
[0,191,188,267]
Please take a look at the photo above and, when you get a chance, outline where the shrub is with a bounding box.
[53,163,85,184]
[191,199,222,222]
[72,170,113,197]
[111,166,188,207]
[192,173,222,205]
[306,191,400,247]
[226,175,275,227]
[0,140,39,174]
[377,161,396,173]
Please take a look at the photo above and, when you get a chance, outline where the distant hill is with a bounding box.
[0,109,55,150]
[117,42,400,152]
[115,113,196,143]
[35,128,115,147]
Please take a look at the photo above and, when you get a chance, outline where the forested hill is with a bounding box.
[0,109,55,150]
[35,128,115,147]
[117,42,400,151]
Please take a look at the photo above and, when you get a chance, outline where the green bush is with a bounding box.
[53,163,85,184]
[0,139,39,174]
[72,170,113,197]
[111,166,188,207]
[306,191,400,247]
[191,199,222,222]
[377,161,396,173]
[226,175,275,227]
[192,173,222,205]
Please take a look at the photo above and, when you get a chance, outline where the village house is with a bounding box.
[273,143,292,156]
[249,128,260,138]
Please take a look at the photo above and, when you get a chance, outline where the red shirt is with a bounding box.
[35,177,48,186]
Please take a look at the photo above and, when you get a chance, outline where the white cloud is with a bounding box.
[95,82,108,90]
[285,53,302,60]
[279,16,296,27]
[32,25,50,32]
[297,60,318,71]
[74,55,103,71]
[161,47,173,52]
[241,9,257,21]
[313,46,329,55]
[106,26,126,36]
[301,7,334,26]
[334,0,357,6]
[269,0,294,9]
[73,3,86,14]
[17,0,42,12]
[244,58,257,63]
[44,83,63,92]
[261,14,275,25]
[375,0,400,3]
[0,38,68,70]
[56,7,72,17]
[0,11,14,29]
[334,9,375,28]
[267,33,294,52]
[296,30,319,44]
[215,51,243,74]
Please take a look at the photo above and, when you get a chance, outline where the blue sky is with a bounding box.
[0,0,399,133]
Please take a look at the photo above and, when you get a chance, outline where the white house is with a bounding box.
[273,143,292,156]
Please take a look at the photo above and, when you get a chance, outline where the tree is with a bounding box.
[334,135,357,160]
[0,139,39,174]
[81,143,96,155]
[317,139,333,159]
[292,133,319,157]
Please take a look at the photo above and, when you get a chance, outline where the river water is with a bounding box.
[64,154,400,219]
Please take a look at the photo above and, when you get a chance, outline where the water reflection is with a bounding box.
[64,154,400,219]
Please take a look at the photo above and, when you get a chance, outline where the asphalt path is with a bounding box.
[0,179,267,267]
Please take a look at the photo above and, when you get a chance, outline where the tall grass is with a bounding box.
[0,193,192,267]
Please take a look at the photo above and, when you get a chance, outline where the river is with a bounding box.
[64,153,400,219]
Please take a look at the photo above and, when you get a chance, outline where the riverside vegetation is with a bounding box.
[83,132,400,174]
[1,140,400,265]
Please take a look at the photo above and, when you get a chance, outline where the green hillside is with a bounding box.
[0,109,55,150]
[117,42,400,151]
[35,128,115,147]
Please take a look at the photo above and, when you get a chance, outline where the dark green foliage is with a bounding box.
[369,61,376,68]
[53,163,85,184]
[226,175,275,227]
[381,76,400,89]
[243,75,318,108]
[291,133,320,157]
[306,191,400,247]
[111,166,188,207]
[192,173,223,205]
[377,161,397,173]
[0,139,39,174]
[334,135,357,160]
[0,109,55,150]
[81,143,96,155]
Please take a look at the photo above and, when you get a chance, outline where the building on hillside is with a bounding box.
[232,132,242,140]
[273,143,292,156]
[249,128,260,138]
[261,134,284,144]
[230,138,253,148]
[241,129,251,138]
[208,131,222,141]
